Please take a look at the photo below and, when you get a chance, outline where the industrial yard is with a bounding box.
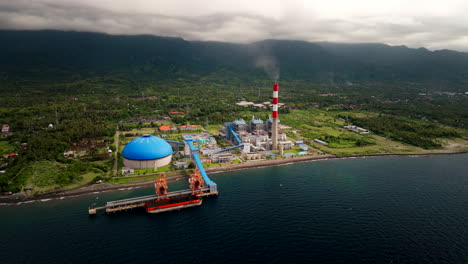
[88,82,304,214]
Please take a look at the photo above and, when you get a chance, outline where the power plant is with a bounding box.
[221,82,292,153]
[89,81,291,216]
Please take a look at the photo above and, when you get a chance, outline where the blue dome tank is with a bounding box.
[122,134,172,160]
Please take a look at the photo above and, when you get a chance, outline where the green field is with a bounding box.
[108,174,158,184]
[133,164,174,175]
[281,110,375,149]
[121,127,158,135]
[281,109,468,156]
[18,161,102,194]
[203,159,240,167]
[0,141,14,154]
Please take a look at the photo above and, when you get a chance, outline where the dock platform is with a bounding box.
[89,187,216,215]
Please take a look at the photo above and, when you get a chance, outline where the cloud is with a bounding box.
[1,0,468,51]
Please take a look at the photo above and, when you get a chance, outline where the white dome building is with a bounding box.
[122,134,173,169]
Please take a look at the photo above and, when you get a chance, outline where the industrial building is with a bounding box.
[250,118,264,132]
[183,133,217,156]
[343,125,371,134]
[210,153,235,163]
[222,115,294,152]
[299,144,308,151]
[192,82,302,163]
[122,134,173,169]
[314,139,328,145]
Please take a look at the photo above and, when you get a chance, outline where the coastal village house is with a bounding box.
[1,124,12,138]
[179,124,198,131]
[159,125,178,132]
[159,125,171,132]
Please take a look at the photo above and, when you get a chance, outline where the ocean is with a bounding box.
[0,154,466,263]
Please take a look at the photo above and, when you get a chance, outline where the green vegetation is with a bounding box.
[319,134,374,148]
[352,116,460,149]
[0,121,114,192]
[20,160,103,188]
[0,141,14,154]
[281,110,376,148]
[108,175,158,184]
[134,164,173,175]
[280,109,467,156]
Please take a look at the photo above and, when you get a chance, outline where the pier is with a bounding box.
[88,187,217,215]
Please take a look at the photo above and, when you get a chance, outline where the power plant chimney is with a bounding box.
[272,82,279,150]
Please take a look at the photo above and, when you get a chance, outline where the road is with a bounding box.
[113,128,119,177]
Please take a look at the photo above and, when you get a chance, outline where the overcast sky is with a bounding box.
[1,0,468,51]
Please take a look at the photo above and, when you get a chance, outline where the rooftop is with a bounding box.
[250,119,264,124]
[159,125,171,131]
[233,119,246,125]
[122,134,172,160]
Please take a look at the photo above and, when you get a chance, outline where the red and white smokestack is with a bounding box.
[272,83,279,118]
[272,82,279,150]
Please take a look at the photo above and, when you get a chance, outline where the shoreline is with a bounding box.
[205,151,468,173]
[1,151,467,204]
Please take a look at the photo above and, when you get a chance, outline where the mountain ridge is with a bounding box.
[1,29,468,83]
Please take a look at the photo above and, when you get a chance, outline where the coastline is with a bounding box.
[1,151,466,204]
[206,151,468,174]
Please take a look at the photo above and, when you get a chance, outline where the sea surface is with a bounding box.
[0,154,467,263]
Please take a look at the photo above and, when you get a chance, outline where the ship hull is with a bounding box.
[145,195,202,214]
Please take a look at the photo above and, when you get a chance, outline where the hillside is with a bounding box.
[1,30,468,84]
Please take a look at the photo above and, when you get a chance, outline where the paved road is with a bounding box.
[113,128,119,177]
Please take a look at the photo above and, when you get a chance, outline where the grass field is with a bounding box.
[311,134,468,156]
[29,172,100,194]
[0,141,14,154]
[20,160,102,194]
[57,172,100,191]
[133,164,174,175]
[206,124,221,135]
[281,109,375,149]
[283,146,303,154]
[281,109,468,156]
[122,127,157,135]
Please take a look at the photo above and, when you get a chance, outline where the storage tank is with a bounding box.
[122,134,173,169]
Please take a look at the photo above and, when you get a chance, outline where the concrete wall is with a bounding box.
[123,154,172,169]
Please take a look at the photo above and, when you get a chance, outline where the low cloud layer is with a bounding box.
[1,0,468,51]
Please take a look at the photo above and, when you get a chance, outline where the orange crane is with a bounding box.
[189,169,205,195]
[155,174,169,201]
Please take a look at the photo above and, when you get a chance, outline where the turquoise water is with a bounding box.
[0,154,467,263]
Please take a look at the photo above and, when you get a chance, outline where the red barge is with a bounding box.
[145,194,202,213]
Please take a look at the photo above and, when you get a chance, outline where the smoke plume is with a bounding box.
[255,55,280,81]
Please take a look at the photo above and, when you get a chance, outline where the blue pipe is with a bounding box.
[186,140,198,152]
[213,144,244,153]
[192,153,214,186]
[184,139,215,186]
[227,126,241,144]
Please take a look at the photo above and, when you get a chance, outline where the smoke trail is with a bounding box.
[255,55,280,81]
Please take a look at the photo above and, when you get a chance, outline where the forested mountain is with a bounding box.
[1,30,468,83]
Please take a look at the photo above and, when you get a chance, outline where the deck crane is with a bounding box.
[155,174,169,201]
